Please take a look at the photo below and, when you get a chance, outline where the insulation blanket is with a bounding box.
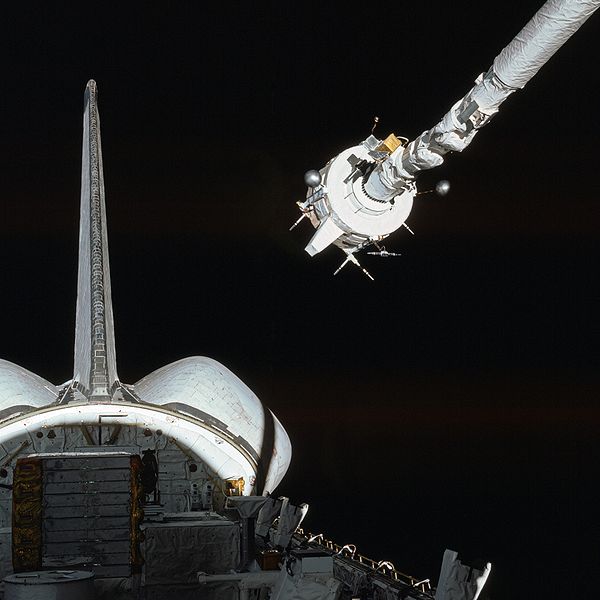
[142,520,240,585]
[493,0,600,88]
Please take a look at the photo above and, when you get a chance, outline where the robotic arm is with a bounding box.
[295,0,600,277]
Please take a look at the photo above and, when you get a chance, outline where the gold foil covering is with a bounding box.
[12,457,43,572]
[130,455,144,572]
[225,477,245,496]
[377,133,403,154]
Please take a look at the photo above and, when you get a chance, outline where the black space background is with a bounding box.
[1,3,599,598]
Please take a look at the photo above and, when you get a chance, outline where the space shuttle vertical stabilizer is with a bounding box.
[73,80,119,400]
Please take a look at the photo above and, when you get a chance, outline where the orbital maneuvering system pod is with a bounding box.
[292,0,600,279]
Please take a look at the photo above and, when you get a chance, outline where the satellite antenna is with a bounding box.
[333,253,374,281]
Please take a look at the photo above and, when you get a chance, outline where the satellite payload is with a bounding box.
[293,0,600,278]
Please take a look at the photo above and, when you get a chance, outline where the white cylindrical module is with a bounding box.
[3,570,95,600]
[302,142,415,257]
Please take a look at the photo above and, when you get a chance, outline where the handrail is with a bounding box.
[294,527,432,594]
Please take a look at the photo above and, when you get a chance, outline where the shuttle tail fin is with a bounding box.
[73,80,119,400]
